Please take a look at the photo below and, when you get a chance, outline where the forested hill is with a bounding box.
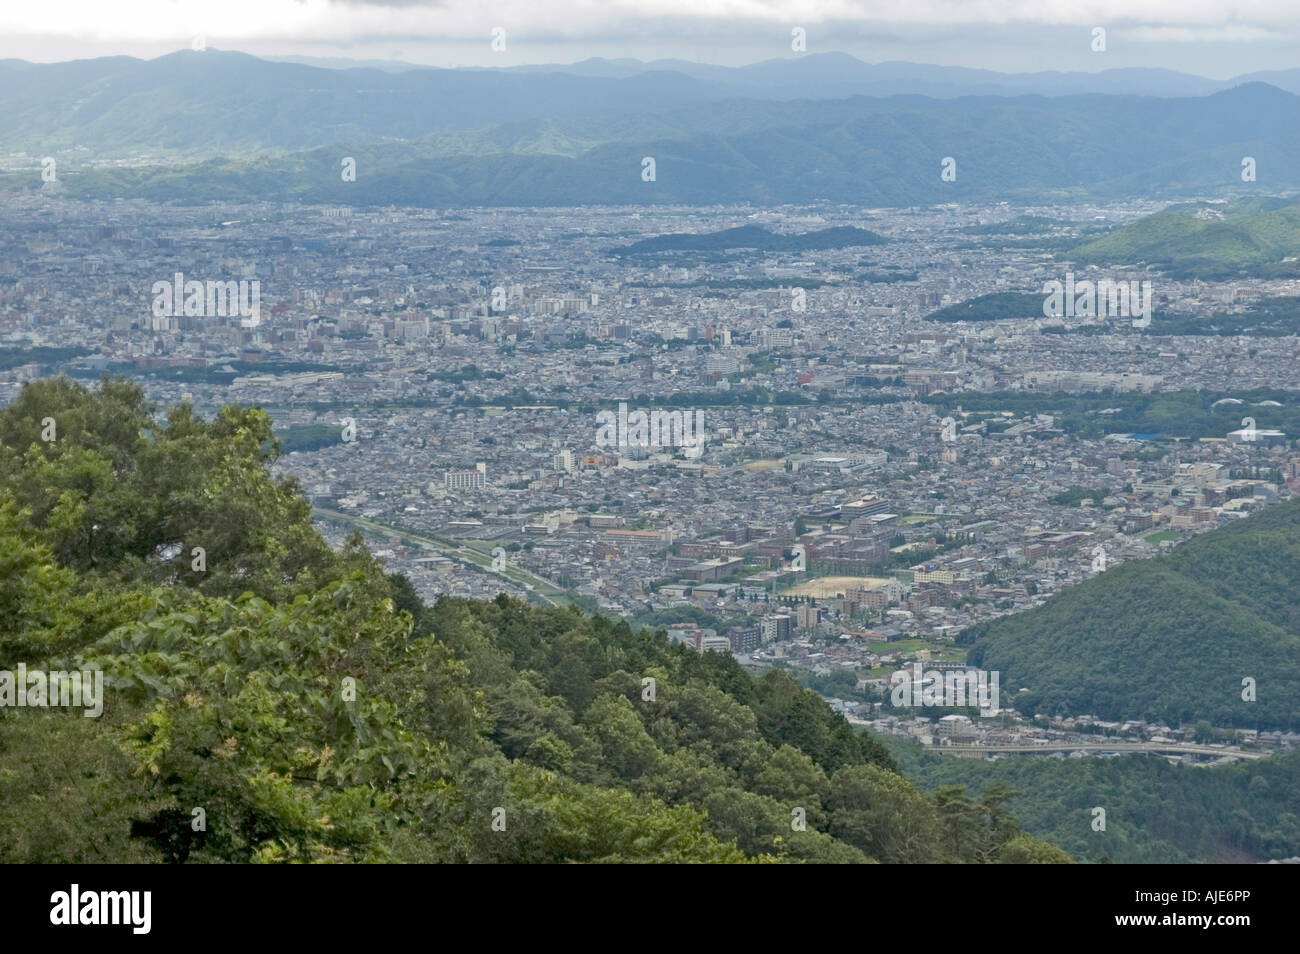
[612,226,887,255]
[962,496,1300,730]
[0,376,1067,863]
[1069,197,1300,278]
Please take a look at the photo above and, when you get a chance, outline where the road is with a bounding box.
[937,741,1266,761]
[313,506,574,608]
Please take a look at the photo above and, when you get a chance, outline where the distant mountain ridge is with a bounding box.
[4,78,1295,209]
[2,49,1299,163]
[193,51,1300,98]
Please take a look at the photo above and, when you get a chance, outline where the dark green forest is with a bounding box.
[925,293,1054,323]
[613,226,886,256]
[0,377,1069,863]
[1036,297,1300,337]
[928,388,1300,441]
[276,424,345,454]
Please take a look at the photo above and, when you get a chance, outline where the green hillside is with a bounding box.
[1070,197,1300,278]
[0,376,1068,864]
[613,225,886,255]
[926,292,1051,322]
[961,497,1300,729]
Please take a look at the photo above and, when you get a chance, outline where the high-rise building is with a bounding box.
[760,614,793,644]
[445,462,487,491]
[728,627,761,652]
[759,327,794,350]
[707,354,741,375]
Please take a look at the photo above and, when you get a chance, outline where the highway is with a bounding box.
[937,741,1266,760]
[312,506,574,608]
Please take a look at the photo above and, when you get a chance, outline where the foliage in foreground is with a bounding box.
[0,377,1068,863]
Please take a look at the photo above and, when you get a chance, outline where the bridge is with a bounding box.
[937,741,1265,761]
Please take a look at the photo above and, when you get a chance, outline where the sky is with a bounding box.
[1,0,1298,79]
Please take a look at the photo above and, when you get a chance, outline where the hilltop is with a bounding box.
[1069,197,1300,278]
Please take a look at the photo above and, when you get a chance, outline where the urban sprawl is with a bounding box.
[5,191,1297,763]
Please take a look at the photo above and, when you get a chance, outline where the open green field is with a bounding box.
[886,639,932,653]
[1144,530,1181,544]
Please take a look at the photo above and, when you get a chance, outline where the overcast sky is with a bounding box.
[1,1,1297,78]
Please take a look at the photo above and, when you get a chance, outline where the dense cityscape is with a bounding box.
[5,193,1297,760]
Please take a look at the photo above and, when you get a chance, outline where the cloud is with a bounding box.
[0,0,1295,71]
[327,0,447,6]
[1124,25,1281,43]
[4,0,1300,43]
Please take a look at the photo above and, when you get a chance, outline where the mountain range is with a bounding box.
[3,50,1295,209]
[263,52,1300,99]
